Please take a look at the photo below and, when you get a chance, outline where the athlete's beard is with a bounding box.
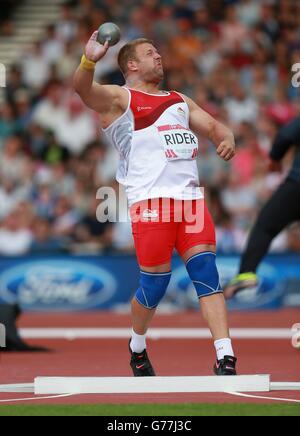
[144,67,164,85]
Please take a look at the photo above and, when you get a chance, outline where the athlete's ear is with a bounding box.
[128,60,138,73]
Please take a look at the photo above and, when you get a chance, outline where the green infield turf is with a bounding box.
[0,403,299,416]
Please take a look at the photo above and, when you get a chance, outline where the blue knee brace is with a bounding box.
[135,271,172,309]
[186,252,222,298]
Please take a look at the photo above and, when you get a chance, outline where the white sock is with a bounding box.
[130,329,146,353]
[214,338,234,361]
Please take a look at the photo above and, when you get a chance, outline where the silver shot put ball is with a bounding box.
[97,22,121,47]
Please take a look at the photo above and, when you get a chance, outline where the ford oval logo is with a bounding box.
[0,260,117,311]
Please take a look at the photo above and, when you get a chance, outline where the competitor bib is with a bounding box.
[157,124,199,161]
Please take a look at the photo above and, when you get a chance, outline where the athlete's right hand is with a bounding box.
[85,31,109,63]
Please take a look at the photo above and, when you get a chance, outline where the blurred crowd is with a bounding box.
[0,0,300,257]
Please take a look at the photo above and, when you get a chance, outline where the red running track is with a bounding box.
[0,309,299,405]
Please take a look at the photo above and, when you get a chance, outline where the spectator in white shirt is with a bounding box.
[0,179,18,219]
[56,41,80,81]
[54,95,96,156]
[22,42,50,90]
[42,25,64,65]
[0,136,27,184]
[0,210,33,256]
[55,4,78,42]
[237,0,262,28]
[32,80,66,132]
[225,85,258,125]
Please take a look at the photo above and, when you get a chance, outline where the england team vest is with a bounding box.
[102,88,203,207]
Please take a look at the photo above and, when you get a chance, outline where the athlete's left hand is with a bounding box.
[217,139,236,161]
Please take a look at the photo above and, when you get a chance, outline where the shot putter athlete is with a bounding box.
[74,29,237,376]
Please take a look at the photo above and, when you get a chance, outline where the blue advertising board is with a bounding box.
[0,256,139,311]
[0,254,299,311]
[170,255,300,311]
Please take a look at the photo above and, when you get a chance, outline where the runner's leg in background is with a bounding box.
[240,179,300,274]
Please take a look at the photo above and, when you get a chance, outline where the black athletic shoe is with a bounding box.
[129,342,156,377]
[214,356,237,376]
